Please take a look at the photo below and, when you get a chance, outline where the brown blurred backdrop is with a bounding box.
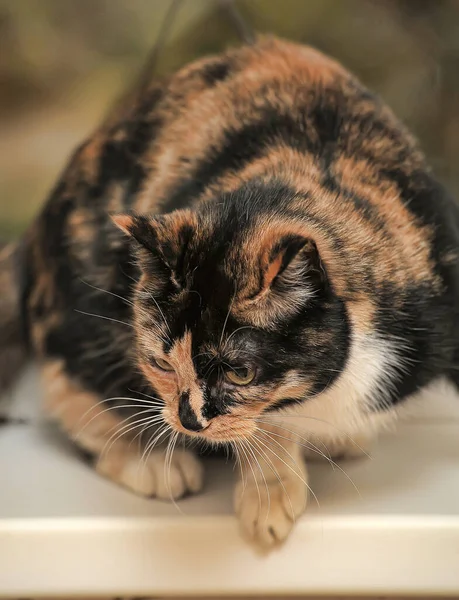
[1,0,459,240]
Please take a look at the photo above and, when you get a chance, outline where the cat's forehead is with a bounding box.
[166,284,237,347]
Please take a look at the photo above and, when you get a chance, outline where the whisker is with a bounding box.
[164,432,174,498]
[256,415,372,459]
[219,291,236,348]
[82,337,131,361]
[140,423,170,469]
[84,395,164,414]
[232,443,246,494]
[258,426,361,498]
[245,437,271,523]
[137,422,171,492]
[203,356,218,379]
[223,349,274,368]
[121,270,172,340]
[93,357,132,385]
[129,420,155,450]
[239,444,250,494]
[144,322,171,347]
[101,413,164,459]
[74,309,134,328]
[252,430,320,510]
[136,422,172,491]
[257,420,333,463]
[74,400,163,440]
[240,439,262,515]
[79,279,135,308]
[222,325,255,349]
[188,289,203,305]
[191,351,213,362]
[129,389,164,403]
[147,292,172,338]
[250,434,295,523]
[165,431,183,514]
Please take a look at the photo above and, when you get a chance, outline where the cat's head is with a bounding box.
[113,182,349,443]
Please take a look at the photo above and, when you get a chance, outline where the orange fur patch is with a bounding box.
[41,360,127,454]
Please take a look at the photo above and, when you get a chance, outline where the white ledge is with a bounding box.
[1,369,459,597]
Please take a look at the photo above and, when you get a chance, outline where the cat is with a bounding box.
[1,35,459,547]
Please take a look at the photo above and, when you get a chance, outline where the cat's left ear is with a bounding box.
[261,234,327,295]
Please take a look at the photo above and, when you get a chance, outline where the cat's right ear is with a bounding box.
[112,213,170,280]
[112,212,195,287]
[111,214,158,254]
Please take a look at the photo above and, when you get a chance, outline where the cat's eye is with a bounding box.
[153,357,175,372]
[225,366,256,386]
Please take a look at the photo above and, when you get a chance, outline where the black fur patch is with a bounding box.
[91,86,164,204]
[201,60,231,86]
[178,390,202,431]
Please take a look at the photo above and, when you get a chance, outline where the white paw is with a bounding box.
[234,475,307,547]
[97,448,204,500]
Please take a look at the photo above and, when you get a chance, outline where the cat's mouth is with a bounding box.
[163,408,257,443]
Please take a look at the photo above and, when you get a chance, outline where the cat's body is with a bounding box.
[2,37,459,545]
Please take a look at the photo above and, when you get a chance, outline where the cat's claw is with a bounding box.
[234,475,307,547]
[96,448,204,500]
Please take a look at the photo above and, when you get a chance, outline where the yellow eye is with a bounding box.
[225,367,256,386]
[153,358,175,372]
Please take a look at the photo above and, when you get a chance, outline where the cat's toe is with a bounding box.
[153,448,204,500]
[234,475,307,547]
[97,448,204,500]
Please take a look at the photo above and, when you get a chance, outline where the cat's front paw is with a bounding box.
[234,474,307,547]
[96,447,204,500]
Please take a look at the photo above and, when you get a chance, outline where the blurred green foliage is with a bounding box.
[1,0,459,239]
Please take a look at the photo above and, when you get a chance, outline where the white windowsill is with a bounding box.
[1,368,459,598]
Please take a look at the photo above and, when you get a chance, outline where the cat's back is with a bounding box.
[32,35,457,247]
[24,36,459,368]
[134,35,459,310]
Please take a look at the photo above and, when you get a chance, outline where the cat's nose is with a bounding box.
[178,391,205,432]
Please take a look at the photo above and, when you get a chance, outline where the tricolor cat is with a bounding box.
[1,36,458,546]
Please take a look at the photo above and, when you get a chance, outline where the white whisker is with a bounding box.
[240,439,262,514]
[256,415,372,459]
[129,389,164,403]
[101,413,164,459]
[252,430,320,510]
[140,423,170,469]
[74,309,134,328]
[166,431,183,514]
[74,401,163,441]
[250,434,295,522]
[258,426,361,496]
[146,291,172,337]
[219,291,236,348]
[233,442,248,496]
[245,437,271,523]
[222,325,255,349]
[79,279,135,308]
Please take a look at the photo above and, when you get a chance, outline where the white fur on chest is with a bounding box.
[274,331,407,445]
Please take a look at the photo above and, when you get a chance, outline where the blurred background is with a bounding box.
[1,0,458,240]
